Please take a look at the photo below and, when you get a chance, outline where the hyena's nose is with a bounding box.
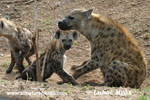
[58,21,66,30]
[58,21,63,26]
[64,45,71,50]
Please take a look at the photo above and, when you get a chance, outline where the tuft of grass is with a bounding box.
[137,95,149,100]
[47,96,50,99]
[28,77,32,80]
[74,41,78,45]
[44,17,52,26]
[83,85,88,91]
[65,89,72,94]
[67,82,73,87]
[44,21,51,25]
[5,61,10,66]
[3,80,7,85]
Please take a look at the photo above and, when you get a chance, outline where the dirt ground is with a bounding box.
[0,0,150,100]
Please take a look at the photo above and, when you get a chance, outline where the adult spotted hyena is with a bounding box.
[58,9,147,88]
[0,18,34,74]
[16,30,78,85]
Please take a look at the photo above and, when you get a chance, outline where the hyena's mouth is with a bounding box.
[58,21,72,30]
[64,45,71,50]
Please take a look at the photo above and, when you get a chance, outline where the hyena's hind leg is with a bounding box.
[84,61,129,87]
[104,60,128,87]
[42,63,54,81]
[104,60,143,88]
[12,49,26,73]
[25,47,35,65]
[6,51,16,74]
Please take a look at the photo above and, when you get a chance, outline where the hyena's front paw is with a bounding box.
[57,81,79,86]
[6,68,12,74]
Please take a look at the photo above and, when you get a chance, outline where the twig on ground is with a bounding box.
[38,88,57,100]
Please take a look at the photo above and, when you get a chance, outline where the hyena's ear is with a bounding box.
[0,20,4,29]
[55,30,61,39]
[82,8,93,19]
[73,31,78,40]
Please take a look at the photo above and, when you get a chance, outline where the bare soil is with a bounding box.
[0,0,150,100]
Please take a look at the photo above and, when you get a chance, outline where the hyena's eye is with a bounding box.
[68,16,74,20]
[62,39,66,42]
[69,39,72,42]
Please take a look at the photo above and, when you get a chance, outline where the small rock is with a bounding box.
[0,54,4,57]
[131,2,136,6]
[143,34,149,40]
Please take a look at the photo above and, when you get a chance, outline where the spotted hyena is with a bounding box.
[0,18,34,74]
[16,30,78,85]
[58,8,147,88]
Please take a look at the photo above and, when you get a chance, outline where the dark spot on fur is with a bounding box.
[108,69,113,73]
[110,40,113,44]
[118,52,122,55]
[108,79,112,82]
[111,33,114,37]
[96,64,99,67]
[122,76,125,80]
[89,63,93,66]
[106,75,109,79]
[128,81,131,84]
[123,53,127,58]
[107,27,111,31]
[113,61,117,64]
[100,53,104,57]
[112,66,116,69]
[118,69,121,73]
[128,70,132,74]
[117,74,121,79]
[87,67,91,71]
[135,77,138,81]
[114,51,118,55]
[100,21,105,25]
[117,45,120,49]
[118,32,123,37]
[123,67,128,72]
[92,47,96,54]
[135,70,139,75]
[105,35,109,38]
[114,72,117,75]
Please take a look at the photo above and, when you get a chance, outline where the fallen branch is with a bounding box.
[38,88,57,100]
[25,0,34,4]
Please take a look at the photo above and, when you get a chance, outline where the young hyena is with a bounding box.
[58,9,147,88]
[0,18,34,74]
[16,30,78,85]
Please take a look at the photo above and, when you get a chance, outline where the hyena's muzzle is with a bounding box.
[58,19,72,30]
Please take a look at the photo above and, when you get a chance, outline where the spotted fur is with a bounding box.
[58,8,147,88]
[16,30,78,85]
[0,18,34,74]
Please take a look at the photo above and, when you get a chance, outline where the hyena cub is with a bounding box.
[58,9,147,88]
[0,18,34,74]
[16,30,78,85]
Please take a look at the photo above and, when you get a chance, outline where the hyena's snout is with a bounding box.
[58,20,71,30]
[63,42,72,50]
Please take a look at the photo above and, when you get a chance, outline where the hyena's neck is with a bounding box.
[40,39,65,65]
[46,39,66,57]
[78,14,111,41]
